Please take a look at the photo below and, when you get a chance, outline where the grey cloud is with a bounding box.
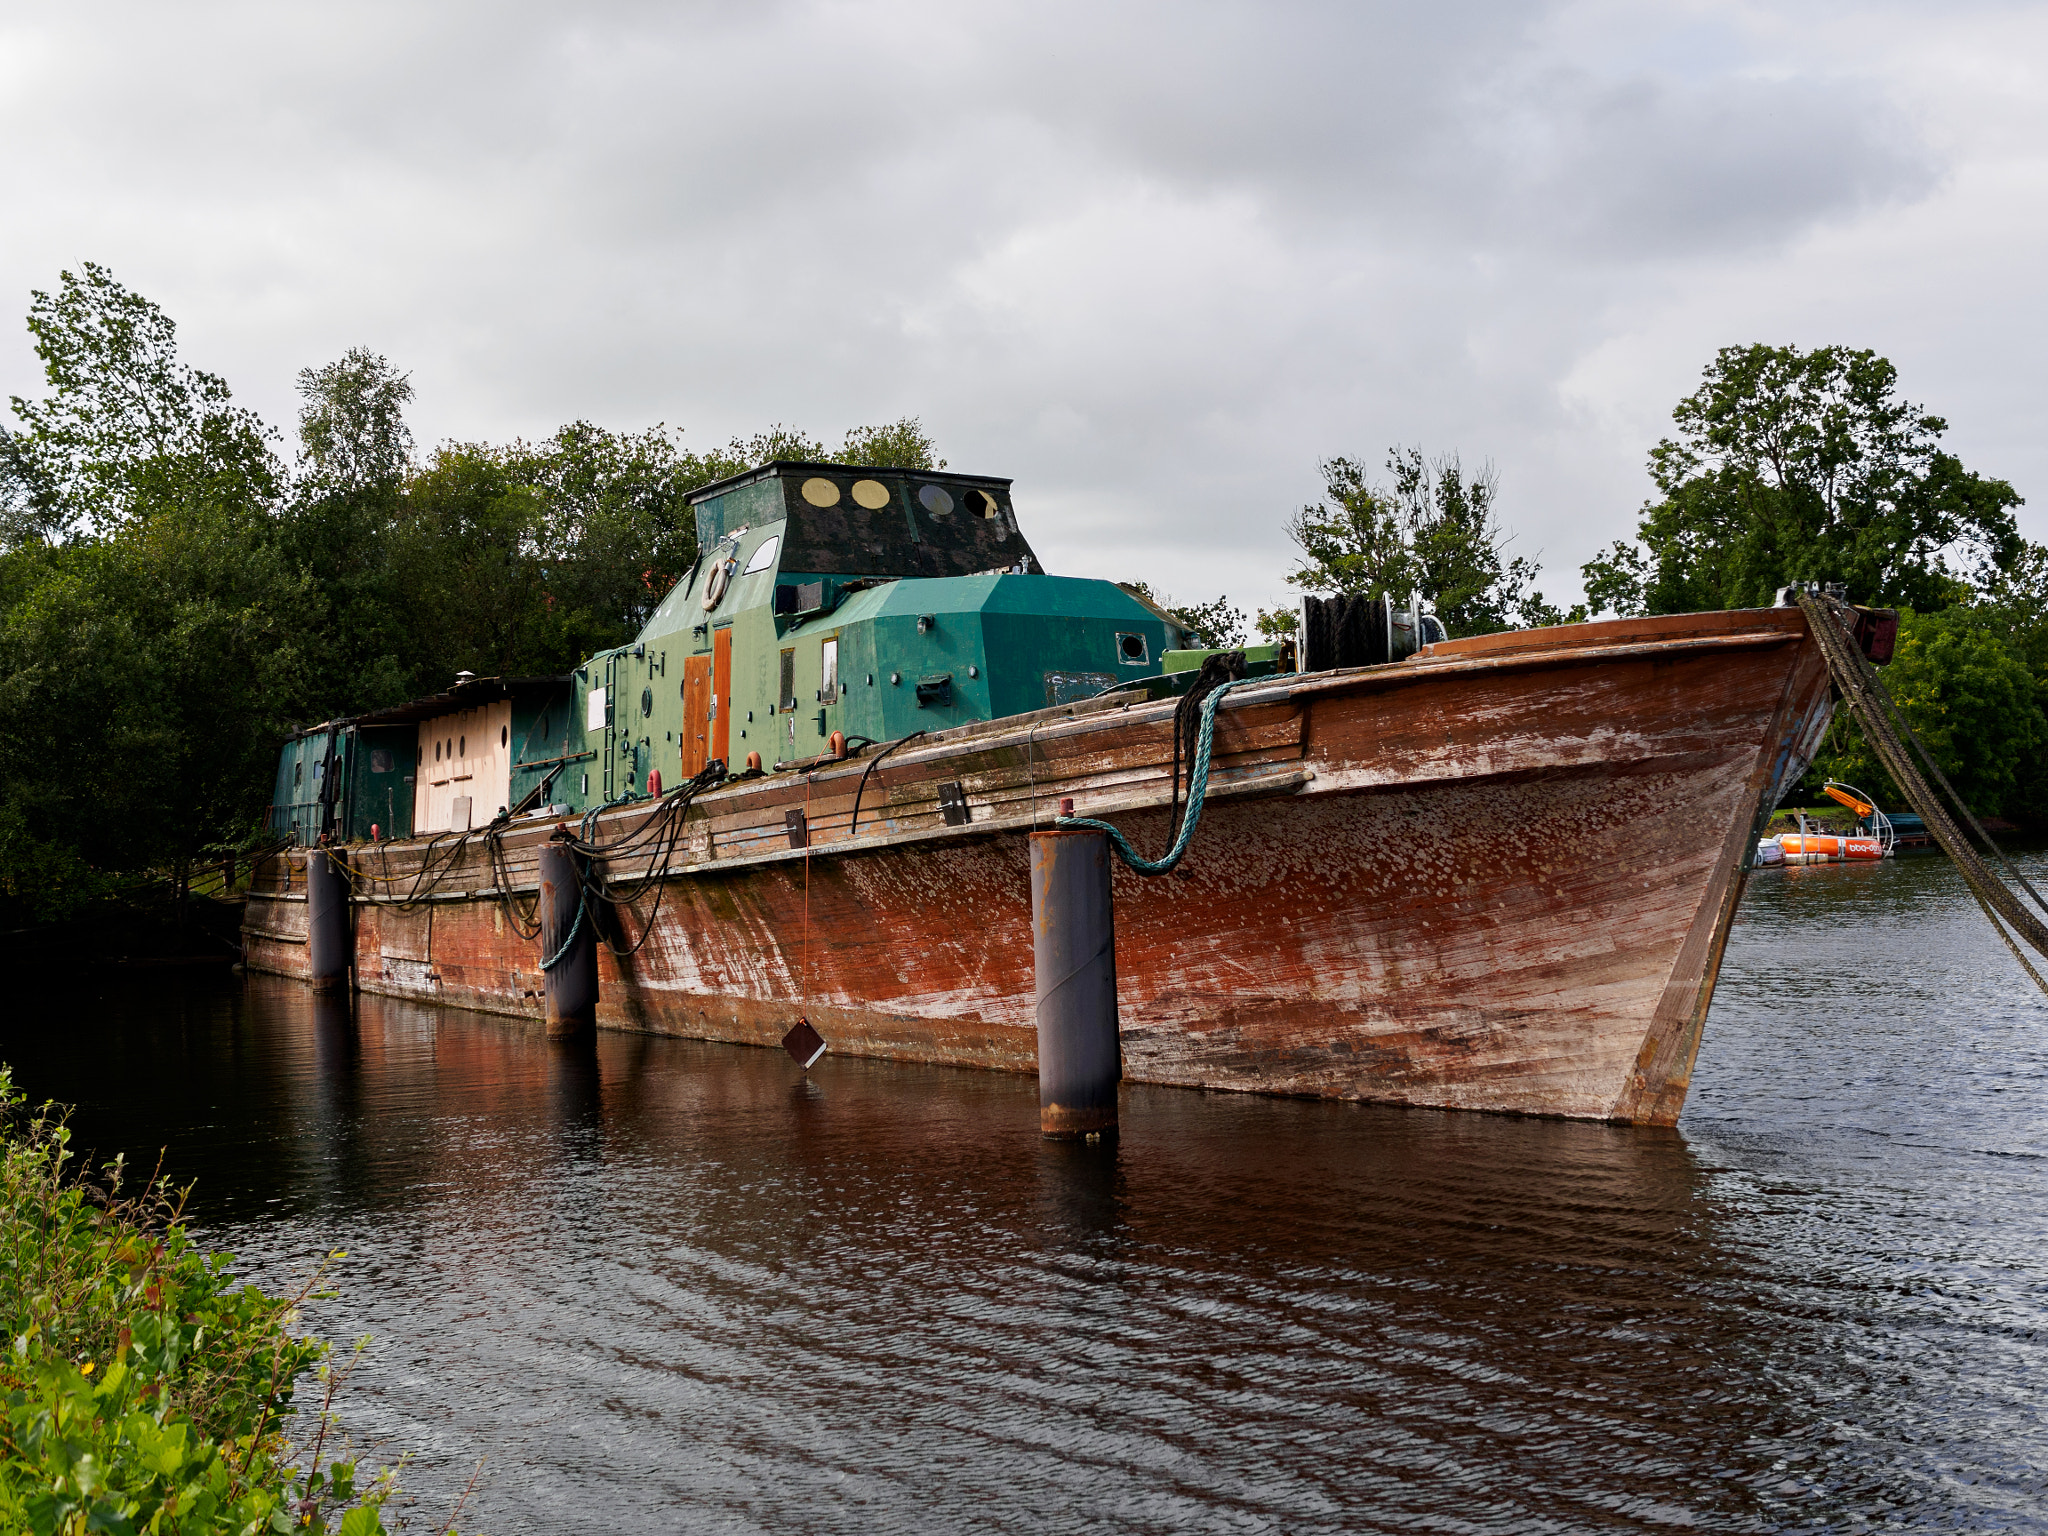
[0,0,2031,617]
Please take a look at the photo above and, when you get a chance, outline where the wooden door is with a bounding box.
[682,655,712,777]
[711,627,733,766]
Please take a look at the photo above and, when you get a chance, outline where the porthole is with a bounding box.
[967,489,1001,519]
[641,687,653,717]
[1117,632,1149,665]
[801,477,842,508]
[852,479,891,509]
[459,735,466,756]
[500,725,508,747]
[917,484,954,518]
[434,741,442,762]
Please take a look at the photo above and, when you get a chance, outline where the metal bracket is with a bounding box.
[937,781,971,826]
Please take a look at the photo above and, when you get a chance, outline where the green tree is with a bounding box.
[1287,448,1582,635]
[297,347,414,497]
[838,417,946,471]
[6,263,280,538]
[1583,344,2024,616]
[1811,606,2046,819]
[279,351,419,713]
[1117,584,1243,649]
[0,266,304,919]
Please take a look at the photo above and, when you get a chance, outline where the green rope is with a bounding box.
[540,880,588,971]
[1057,677,1258,874]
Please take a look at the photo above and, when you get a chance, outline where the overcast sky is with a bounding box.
[2,1,2042,616]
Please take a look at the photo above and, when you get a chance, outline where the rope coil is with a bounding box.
[1056,666,1259,875]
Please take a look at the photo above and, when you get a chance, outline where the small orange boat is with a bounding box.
[1771,781,1893,862]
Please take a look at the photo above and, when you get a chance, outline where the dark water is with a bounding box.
[9,853,2047,1533]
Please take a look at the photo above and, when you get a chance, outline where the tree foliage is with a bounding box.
[839,417,945,471]
[1583,344,2023,617]
[1116,583,1243,649]
[1287,448,1582,635]
[6,263,280,540]
[1809,605,2047,820]
[0,264,956,920]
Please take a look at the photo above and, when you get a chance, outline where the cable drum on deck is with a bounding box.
[1794,589,2048,996]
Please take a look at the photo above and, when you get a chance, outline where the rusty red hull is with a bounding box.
[244,609,1833,1125]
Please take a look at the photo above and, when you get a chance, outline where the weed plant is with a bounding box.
[0,1068,454,1534]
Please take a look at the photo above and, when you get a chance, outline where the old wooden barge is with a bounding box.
[246,575,1854,1125]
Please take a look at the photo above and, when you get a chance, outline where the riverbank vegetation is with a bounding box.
[1576,344,2041,817]
[0,1068,418,1533]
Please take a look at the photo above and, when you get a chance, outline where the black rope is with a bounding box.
[576,763,730,959]
[848,731,928,838]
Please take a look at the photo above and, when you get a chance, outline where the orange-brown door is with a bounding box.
[682,654,712,777]
[710,627,732,767]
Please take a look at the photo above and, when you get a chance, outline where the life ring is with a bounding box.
[701,557,732,611]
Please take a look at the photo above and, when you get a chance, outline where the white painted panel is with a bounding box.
[587,686,607,731]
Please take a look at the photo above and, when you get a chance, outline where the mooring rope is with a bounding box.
[1056,675,1260,875]
[1794,589,2048,996]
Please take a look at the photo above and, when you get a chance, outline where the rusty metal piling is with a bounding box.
[306,848,352,995]
[1030,827,1120,1139]
[540,841,598,1039]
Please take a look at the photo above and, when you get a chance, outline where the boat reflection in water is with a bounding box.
[12,872,2047,1535]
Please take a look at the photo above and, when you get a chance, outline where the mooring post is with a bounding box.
[539,839,598,1039]
[1030,826,1120,1139]
[305,847,352,995]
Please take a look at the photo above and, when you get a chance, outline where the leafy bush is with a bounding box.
[1808,607,2047,820]
[0,1070,411,1534]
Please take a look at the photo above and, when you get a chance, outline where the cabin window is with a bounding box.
[1117,632,1149,665]
[968,489,1001,519]
[501,726,508,747]
[743,535,780,575]
[641,687,653,717]
[821,639,839,700]
[918,484,954,518]
[370,749,393,774]
[779,648,796,710]
[459,735,466,756]
[435,741,442,762]
[294,762,302,785]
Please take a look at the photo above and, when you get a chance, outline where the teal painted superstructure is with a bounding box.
[267,721,417,844]
[565,461,1190,804]
[268,459,1193,836]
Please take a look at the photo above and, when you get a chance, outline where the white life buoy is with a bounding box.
[702,557,732,611]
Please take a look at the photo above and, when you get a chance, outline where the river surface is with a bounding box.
[8,852,2047,1533]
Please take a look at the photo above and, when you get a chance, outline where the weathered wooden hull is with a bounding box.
[244,608,1833,1125]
